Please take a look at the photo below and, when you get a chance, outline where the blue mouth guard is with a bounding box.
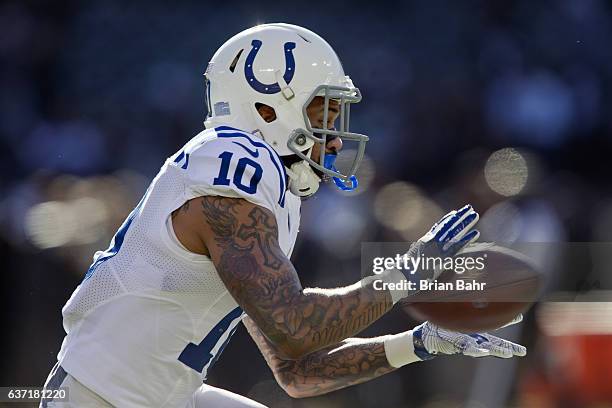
[323,154,358,192]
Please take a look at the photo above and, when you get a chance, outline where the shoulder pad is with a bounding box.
[171,127,287,211]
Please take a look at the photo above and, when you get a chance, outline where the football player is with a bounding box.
[41,24,526,408]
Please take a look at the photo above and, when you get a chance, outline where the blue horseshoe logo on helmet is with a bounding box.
[245,39,296,94]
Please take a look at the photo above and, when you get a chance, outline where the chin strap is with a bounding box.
[323,154,358,192]
[286,160,321,197]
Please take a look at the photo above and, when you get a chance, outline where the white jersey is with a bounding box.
[57,126,301,407]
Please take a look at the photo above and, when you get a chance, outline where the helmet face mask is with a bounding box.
[204,23,369,195]
[288,84,368,181]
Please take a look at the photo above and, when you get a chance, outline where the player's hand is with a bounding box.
[411,318,527,360]
[403,204,480,282]
[420,204,480,252]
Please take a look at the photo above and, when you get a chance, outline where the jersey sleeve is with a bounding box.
[172,133,287,213]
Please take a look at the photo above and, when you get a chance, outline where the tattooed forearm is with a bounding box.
[292,288,390,351]
[244,317,396,398]
[200,196,393,358]
[284,339,395,397]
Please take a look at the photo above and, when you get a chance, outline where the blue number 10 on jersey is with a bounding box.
[213,151,263,194]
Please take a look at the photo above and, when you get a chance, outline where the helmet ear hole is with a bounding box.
[255,103,277,123]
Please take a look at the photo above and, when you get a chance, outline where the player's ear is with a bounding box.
[255,103,277,123]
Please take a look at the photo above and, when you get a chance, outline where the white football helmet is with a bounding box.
[204,23,368,197]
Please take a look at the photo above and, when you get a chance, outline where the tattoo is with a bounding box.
[201,196,393,356]
[200,196,240,242]
[236,208,284,269]
[244,317,395,398]
[309,301,388,346]
[171,200,191,220]
[284,340,395,397]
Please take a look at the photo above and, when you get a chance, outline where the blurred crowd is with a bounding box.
[2,0,612,407]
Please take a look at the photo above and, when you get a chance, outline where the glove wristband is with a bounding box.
[383,331,423,368]
[412,325,436,361]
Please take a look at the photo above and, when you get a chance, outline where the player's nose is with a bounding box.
[326,136,343,153]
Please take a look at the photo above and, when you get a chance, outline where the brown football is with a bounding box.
[400,242,541,332]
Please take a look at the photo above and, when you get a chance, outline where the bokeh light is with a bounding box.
[24,197,109,249]
[25,201,76,249]
[484,148,528,196]
[374,181,427,232]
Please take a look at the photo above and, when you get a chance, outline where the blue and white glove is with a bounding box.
[412,315,527,360]
[405,204,481,281]
[381,204,481,304]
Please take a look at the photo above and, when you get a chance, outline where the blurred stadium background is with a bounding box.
[2,0,612,407]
